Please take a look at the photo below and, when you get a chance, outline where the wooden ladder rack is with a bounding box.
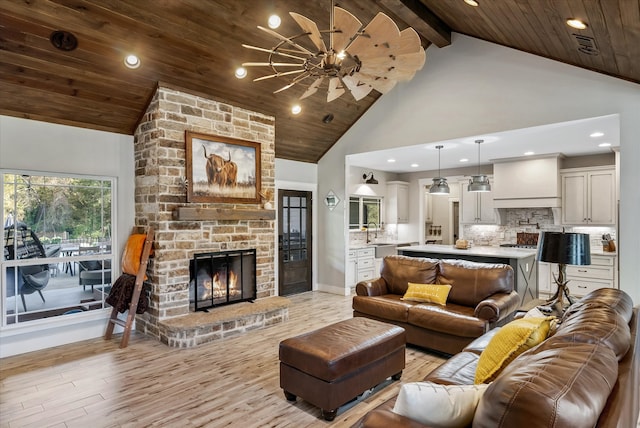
[105,227,154,348]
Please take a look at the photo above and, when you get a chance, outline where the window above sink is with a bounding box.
[349,196,382,230]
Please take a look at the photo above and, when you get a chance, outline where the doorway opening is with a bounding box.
[278,190,312,296]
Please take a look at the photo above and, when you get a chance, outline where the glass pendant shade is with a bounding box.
[429,145,450,195]
[468,175,491,192]
[429,177,450,194]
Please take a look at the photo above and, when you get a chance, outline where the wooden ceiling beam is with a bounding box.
[377,0,451,48]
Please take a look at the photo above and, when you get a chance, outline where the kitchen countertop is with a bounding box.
[398,244,538,259]
[350,241,417,250]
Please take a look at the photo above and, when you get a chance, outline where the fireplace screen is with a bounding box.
[190,249,256,311]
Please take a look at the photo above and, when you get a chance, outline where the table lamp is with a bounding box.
[537,231,591,314]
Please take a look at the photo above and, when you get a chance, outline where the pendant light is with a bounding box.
[429,145,450,194]
[468,139,491,192]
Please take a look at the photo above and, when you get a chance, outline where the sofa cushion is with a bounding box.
[473,338,619,428]
[475,317,554,384]
[392,382,488,427]
[555,306,631,360]
[563,287,634,324]
[353,294,415,323]
[402,282,451,305]
[438,260,513,307]
[381,255,438,296]
[424,351,480,385]
[408,303,487,338]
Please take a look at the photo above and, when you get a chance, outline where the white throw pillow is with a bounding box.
[392,382,488,428]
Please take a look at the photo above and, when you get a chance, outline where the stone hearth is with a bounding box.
[132,85,281,346]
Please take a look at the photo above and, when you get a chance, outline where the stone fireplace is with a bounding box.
[132,85,288,348]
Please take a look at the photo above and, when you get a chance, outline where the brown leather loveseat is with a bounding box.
[354,287,640,428]
[353,255,520,355]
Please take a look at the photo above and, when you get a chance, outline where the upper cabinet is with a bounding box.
[561,167,616,225]
[386,181,409,224]
[460,179,496,224]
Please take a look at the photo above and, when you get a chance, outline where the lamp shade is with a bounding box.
[429,177,450,194]
[537,232,591,265]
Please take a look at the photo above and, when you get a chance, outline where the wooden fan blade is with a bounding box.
[254,69,306,82]
[300,77,324,100]
[359,50,426,79]
[274,82,297,94]
[347,12,400,60]
[396,28,423,55]
[289,12,327,52]
[242,44,308,61]
[242,62,305,67]
[342,75,373,101]
[257,25,313,55]
[327,77,345,102]
[356,72,397,94]
[332,6,363,52]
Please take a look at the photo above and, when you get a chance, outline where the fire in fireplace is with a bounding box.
[189,249,256,311]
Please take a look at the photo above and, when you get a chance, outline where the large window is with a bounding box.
[1,172,115,326]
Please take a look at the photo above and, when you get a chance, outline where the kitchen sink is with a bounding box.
[371,243,397,258]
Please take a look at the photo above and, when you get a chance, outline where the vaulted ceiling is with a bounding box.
[1,1,638,163]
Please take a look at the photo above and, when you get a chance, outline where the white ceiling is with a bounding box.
[348,114,619,173]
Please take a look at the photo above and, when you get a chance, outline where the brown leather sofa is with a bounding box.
[353,255,520,355]
[354,287,640,428]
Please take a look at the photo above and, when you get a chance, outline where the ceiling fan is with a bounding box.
[241,2,426,102]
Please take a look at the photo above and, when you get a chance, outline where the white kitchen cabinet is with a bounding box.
[539,254,616,300]
[347,247,376,289]
[561,167,615,225]
[386,181,409,224]
[424,192,433,223]
[460,179,496,224]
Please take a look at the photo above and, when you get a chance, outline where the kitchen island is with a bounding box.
[398,244,538,305]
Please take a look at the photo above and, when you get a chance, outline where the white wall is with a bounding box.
[318,34,640,302]
[0,116,135,357]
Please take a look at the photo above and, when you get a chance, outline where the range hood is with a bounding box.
[491,155,562,224]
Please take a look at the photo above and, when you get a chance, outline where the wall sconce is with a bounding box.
[362,172,378,184]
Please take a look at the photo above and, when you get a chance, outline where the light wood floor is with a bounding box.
[0,291,445,428]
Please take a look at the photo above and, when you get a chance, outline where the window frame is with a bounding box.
[1,169,117,328]
[349,195,383,230]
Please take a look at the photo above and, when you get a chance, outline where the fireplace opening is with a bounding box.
[189,249,256,311]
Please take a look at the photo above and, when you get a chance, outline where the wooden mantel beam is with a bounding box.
[173,207,275,221]
[377,0,452,48]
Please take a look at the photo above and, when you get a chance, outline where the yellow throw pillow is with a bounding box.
[475,316,554,384]
[402,282,452,305]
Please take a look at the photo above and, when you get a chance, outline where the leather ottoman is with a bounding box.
[279,317,406,420]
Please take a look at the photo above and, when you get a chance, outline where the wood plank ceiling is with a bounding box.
[1,1,638,164]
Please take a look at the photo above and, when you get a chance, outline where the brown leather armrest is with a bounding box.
[355,277,388,296]
[474,291,520,323]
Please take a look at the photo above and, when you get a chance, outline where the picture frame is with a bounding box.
[185,131,261,204]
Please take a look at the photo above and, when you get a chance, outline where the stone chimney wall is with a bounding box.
[132,86,276,341]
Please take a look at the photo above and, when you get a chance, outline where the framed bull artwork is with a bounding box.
[185,131,261,204]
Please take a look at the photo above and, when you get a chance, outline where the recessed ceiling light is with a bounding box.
[291,104,302,115]
[567,19,587,30]
[464,0,479,6]
[598,142,612,147]
[235,67,247,79]
[524,151,535,156]
[410,163,419,168]
[124,54,140,69]
[590,132,604,138]
[387,158,396,163]
[268,14,281,29]
[460,158,469,163]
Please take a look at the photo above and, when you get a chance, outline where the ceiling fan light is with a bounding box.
[429,178,450,194]
[468,175,491,192]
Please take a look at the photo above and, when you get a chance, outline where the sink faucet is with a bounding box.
[366,222,378,244]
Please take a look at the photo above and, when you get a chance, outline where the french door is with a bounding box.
[278,190,312,296]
